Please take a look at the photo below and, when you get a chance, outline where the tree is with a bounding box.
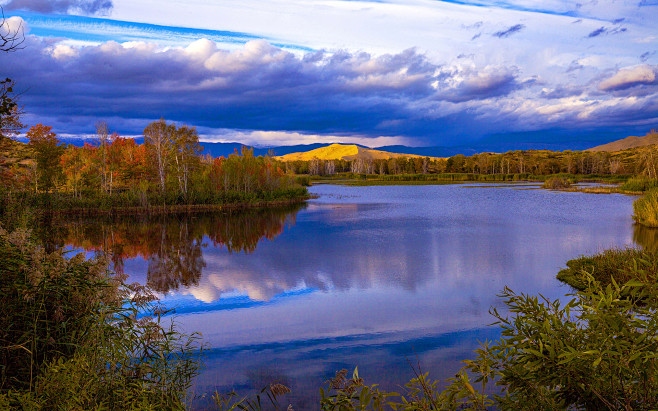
[26,124,64,192]
[95,121,110,192]
[172,125,202,196]
[0,8,24,143]
[143,118,174,192]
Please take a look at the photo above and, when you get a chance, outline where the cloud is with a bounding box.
[434,66,520,102]
[3,0,112,15]
[4,36,658,146]
[599,65,657,91]
[587,25,627,38]
[492,24,525,38]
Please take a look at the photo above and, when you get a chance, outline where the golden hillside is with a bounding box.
[588,130,658,152]
[275,144,439,161]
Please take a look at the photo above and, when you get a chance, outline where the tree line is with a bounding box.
[284,129,658,178]
[1,119,306,207]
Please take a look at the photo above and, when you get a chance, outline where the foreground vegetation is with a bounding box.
[0,226,204,409]
[219,267,658,410]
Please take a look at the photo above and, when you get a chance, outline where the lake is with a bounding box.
[45,183,643,409]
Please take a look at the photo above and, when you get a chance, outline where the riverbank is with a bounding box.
[0,187,311,217]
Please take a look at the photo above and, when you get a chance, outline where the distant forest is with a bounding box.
[287,129,658,177]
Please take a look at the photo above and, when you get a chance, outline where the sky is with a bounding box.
[0,0,657,148]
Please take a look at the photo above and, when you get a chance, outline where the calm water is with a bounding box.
[46,183,645,409]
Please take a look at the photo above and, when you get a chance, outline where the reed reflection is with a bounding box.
[634,223,658,252]
[40,205,303,293]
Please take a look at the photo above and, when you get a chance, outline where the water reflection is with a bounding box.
[34,184,640,410]
[39,205,303,293]
[634,223,658,252]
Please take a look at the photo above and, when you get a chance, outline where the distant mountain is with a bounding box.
[587,131,658,152]
[274,143,442,161]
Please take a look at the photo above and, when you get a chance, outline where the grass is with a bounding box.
[556,248,658,290]
[620,176,658,192]
[0,187,310,216]
[633,188,658,227]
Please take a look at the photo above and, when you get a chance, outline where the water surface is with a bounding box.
[48,183,641,409]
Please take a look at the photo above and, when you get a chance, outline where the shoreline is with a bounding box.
[42,195,313,216]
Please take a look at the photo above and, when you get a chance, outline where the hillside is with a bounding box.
[275,144,440,161]
[588,130,658,152]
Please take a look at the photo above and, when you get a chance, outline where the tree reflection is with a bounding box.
[40,205,303,293]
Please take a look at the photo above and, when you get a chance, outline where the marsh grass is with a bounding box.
[556,248,658,290]
[0,226,203,409]
[633,188,658,227]
[620,176,658,192]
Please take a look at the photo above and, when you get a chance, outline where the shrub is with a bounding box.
[542,176,571,189]
[0,226,203,409]
[316,275,658,410]
[634,188,658,227]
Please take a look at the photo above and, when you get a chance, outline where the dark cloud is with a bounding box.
[587,27,607,37]
[572,19,583,24]
[612,18,625,24]
[641,51,656,62]
[471,33,481,41]
[434,67,520,102]
[3,0,112,15]
[5,38,514,141]
[587,25,627,38]
[492,24,525,38]
[4,36,657,145]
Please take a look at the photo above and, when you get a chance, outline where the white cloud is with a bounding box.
[599,64,657,91]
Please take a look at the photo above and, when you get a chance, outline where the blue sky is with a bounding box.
[0,0,657,148]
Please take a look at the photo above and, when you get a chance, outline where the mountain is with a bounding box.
[274,143,443,161]
[587,131,658,152]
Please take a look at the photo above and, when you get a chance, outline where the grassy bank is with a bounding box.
[0,187,309,217]
[311,172,629,186]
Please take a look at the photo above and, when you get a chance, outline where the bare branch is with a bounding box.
[0,7,25,52]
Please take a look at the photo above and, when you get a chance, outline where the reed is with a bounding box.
[633,188,658,227]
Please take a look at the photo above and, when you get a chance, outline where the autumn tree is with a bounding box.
[26,124,64,192]
[172,125,202,196]
[144,118,174,192]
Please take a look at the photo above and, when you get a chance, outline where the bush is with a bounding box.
[634,188,658,227]
[0,226,203,409]
[315,274,658,410]
[542,176,571,189]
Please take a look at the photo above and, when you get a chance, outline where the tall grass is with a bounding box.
[556,248,657,290]
[621,176,658,192]
[634,188,658,227]
[0,226,203,409]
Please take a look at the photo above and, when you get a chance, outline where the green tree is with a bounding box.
[26,124,64,192]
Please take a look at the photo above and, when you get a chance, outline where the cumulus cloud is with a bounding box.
[492,24,525,38]
[599,65,657,91]
[3,0,112,15]
[3,36,658,145]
